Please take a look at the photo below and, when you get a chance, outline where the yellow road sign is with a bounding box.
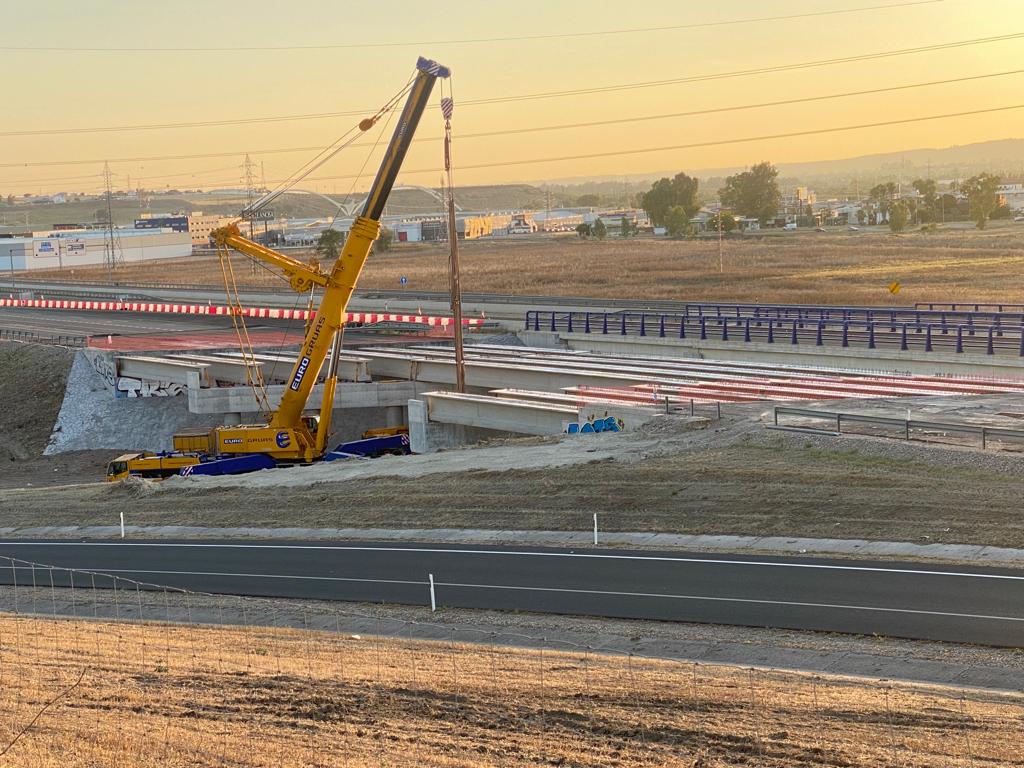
[888,282,901,295]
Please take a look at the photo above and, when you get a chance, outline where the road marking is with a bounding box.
[6,566,1022,623]
[2,542,1022,581]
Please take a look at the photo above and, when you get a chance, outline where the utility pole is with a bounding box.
[441,94,465,393]
[102,162,123,282]
[717,209,724,274]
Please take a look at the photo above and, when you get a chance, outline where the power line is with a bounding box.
[0,1,940,53]
[0,28,1016,139]
[95,101,1024,192]
[298,102,1024,181]
[9,65,1022,189]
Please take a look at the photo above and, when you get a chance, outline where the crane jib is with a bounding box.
[361,57,450,222]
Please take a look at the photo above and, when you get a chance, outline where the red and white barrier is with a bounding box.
[0,297,483,328]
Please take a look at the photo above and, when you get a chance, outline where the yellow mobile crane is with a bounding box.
[107,57,449,481]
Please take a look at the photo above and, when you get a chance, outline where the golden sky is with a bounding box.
[2,0,1023,194]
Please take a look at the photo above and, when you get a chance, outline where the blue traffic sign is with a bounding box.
[399,276,408,285]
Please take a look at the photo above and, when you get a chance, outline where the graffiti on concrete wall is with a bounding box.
[565,416,624,434]
[115,378,184,398]
[89,355,118,389]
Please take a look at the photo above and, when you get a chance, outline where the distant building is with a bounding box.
[997,184,1024,210]
[136,212,235,246]
[0,229,192,271]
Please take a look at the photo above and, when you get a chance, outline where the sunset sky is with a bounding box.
[2,0,1024,194]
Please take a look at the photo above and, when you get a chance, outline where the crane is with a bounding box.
[106,57,449,481]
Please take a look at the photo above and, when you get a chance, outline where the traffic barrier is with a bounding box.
[0,297,482,327]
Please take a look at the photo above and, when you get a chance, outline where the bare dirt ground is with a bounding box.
[4,409,1024,550]
[0,342,73,463]
[2,611,1021,767]
[23,222,1024,305]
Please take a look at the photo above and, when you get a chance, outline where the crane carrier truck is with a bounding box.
[106,56,449,482]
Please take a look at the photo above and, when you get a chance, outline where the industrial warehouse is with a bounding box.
[0,227,191,271]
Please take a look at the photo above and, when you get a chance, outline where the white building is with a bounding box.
[0,229,192,271]
[997,184,1024,210]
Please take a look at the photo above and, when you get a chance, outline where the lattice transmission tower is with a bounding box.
[102,161,123,280]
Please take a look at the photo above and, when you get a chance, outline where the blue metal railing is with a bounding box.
[524,310,1024,356]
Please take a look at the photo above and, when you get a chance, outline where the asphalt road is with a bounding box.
[0,540,1021,647]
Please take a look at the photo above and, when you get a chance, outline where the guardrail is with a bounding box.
[772,405,1024,449]
[916,302,1024,312]
[525,311,1024,356]
[0,328,87,347]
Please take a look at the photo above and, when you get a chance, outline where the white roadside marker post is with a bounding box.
[119,512,125,539]
[428,573,436,612]
[593,513,598,546]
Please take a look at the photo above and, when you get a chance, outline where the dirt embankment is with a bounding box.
[0,342,112,489]
[0,341,73,461]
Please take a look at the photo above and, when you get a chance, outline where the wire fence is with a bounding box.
[0,556,1021,767]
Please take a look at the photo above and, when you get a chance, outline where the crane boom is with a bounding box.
[207,56,450,463]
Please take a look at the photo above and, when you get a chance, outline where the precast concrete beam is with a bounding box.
[423,391,577,436]
[218,352,371,383]
[356,351,657,391]
[186,379,428,415]
[165,354,269,386]
[117,356,208,389]
[555,332,1024,378]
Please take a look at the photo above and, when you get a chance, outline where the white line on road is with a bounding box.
[8,566,1023,623]
[2,542,1023,581]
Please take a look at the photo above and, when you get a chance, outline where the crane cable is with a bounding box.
[215,240,272,415]
[245,74,416,215]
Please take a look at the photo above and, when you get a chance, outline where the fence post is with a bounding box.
[767,320,774,344]
[584,312,591,334]
[816,322,823,346]
[836,413,841,433]
[525,312,532,330]
[986,327,994,355]
[842,322,849,347]
[621,313,627,336]
[956,326,964,353]
[721,319,729,341]
[925,324,932,352]
[900,324,908,351]
[790,321,798,345]
[602,312,609,334]
[639,314,646,337]
[550,312,557,332]
[679,318,686,339]
[744,319,751,342]
[981,428,987,450]
[690,399,695,416]
[567,313,574,333]
[659,315,665,338]
[773,408,778,426]
[700,316,707,340]
[868,322,876,349]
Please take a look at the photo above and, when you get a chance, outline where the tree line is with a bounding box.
[637,162,1010,237]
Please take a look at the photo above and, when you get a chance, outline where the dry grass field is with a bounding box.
[24,223,1024,306]
[1,610,1022,767]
